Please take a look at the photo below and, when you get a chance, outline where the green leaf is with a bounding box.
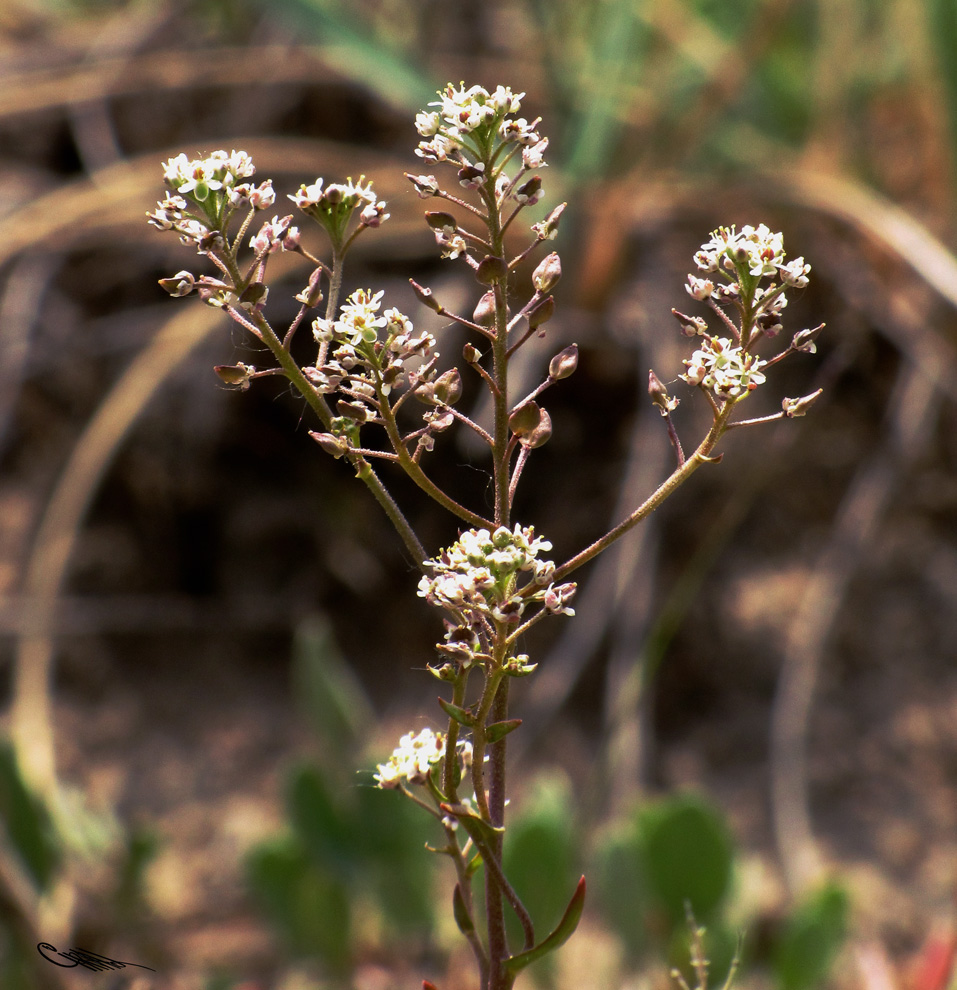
[638,794,734,926]
[453,882,474,935]
[245,835,351,971]
[438,696,474,727]
[439,802,503,848]
[292,615,373,764]
[253,0,436,113]
[773,883,848,990]
[591,820,650,964]
[286,764,356,880]
[486,718,522,743]
[0,741,60,892]
[504,876,586,977]
[357,787,436,935]
[502,773,579,960]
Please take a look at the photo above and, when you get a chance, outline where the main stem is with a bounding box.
[485,172,512,990]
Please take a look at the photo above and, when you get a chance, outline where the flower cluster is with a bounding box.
[680,336,768,400]
[411,83,549,220]
[306,288,438,439]
[693,223,808,286]
[373,727,472,790]
[288,175,388,246]
[417,525,577,632]
[675,225,815,402]
[148,150,276,258]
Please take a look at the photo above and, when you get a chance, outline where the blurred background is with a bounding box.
[1,0,957,988]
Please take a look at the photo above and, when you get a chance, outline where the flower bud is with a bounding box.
[504,654,538,677]
[295,267,324,308]
[532,202,566,240]
[158,271,195,297]
[409,279,444,314]
[309,431,347,457]
[532,252,562,293]
[792,322,825,354]
[548,343,578,380]
[476,255,507,285]
[782,388,823,418]
[526,293,554,329]
[239,281,268,311]
[473,290,497,325]
[405,172,439,198]
[463,343,482,364]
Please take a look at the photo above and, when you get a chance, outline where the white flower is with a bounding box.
[335,288,387,345]
[680,336,767,400]
[374,728,446,788]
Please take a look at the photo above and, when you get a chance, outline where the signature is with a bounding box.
[37,942,156,973]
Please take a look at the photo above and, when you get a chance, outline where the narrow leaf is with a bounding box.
[438,696,474,727]
[504,875,586,976]
[452,882,475,935]
[486,718,522,743]
[439,803,503,848]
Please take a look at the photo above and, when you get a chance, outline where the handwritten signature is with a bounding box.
[37,943,156,973]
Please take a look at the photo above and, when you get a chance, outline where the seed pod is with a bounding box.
[214,363,253,390]
[526,293,554,329]
[520,408,552,448]
[409,279,443,314]
[433,368,462,405]
[648,369,678,415]
[425,211,458,231]
[476,255,507,285]
[309,431,347,457]
[473,290,497,326]
[239,281,268,310]
[532,252,562,293]
[548,343,578,380]
[509,399,543,437]
[782,388,824,418]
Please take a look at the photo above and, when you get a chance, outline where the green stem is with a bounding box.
[251,310,429,568]
[553,399,737,584]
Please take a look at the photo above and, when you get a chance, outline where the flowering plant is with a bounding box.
[149,81,822,990]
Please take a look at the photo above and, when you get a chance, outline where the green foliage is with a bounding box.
[638,794,735,927]
[592,793,847,990]
[772,883,849,990]
[592,821,650,965]
[928,0,957,180]
[247,765,435,972]
[249,0,435,113]
[501,773,581,982]
[247,617,436,974]
[292,615,373,764]
[0,742,60,894]
[246,834,352,971]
